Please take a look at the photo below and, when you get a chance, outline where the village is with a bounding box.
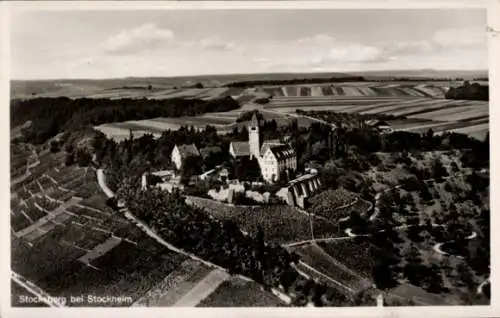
[141,113,325,209]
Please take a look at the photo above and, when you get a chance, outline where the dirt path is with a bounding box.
[132,259,203,307]
[294,261,355,293]
[15,197,82,238]
[172,269,230,307]
[96,169,115,198]
[78,236,123,265]
[285,236,354,248]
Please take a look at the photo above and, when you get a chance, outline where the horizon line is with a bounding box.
[10,68,489,82]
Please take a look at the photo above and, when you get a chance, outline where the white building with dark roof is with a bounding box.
[171,143,201,170]
[259,143,297,182]
[229,113,297,183]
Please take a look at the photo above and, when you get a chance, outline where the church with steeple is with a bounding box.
[229,113,297,183]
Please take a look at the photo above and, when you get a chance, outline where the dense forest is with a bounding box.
[445,81,489,101]
[10,96,240,144]
[225,76,366,88]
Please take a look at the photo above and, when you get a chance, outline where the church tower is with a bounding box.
[248,113,260,159]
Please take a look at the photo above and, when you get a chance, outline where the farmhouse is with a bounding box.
[171,143,201,170]
[365,119,393,134]
[229,113,297,183]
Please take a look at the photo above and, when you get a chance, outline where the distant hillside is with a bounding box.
[10,72,352,98]
[11,70,487,99]
[350,69,488,81]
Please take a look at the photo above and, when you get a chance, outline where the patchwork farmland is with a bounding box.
[93,81,488,141]
[10,148,285,307]
[260,82,488,140]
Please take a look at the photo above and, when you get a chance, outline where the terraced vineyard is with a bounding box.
[288,243,372,293]
[187,196,340,244]
[318,238,382,278]
[11,149,289,307]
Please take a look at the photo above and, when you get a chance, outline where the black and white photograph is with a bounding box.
[3,1,496,314]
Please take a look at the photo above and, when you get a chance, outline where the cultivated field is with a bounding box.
[260,82,488,140]
[257,82,450,98]
[91,80,487,141]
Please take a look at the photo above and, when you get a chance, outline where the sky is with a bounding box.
[10,9,488,79]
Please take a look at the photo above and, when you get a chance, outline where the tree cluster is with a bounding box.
[445,81,489,101]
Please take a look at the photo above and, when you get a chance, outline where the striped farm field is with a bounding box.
[264,96,418,114]
[94,114,238,141]
[77,87,240,101]
[436,122,489,140]
[357,99,468,115]
[256,82,447,98]
[407,102,489,121]
[403,118,488,135]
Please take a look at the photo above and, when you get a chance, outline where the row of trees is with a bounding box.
[225,76,366,88]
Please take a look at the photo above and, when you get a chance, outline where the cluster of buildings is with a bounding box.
[171,114,298,184]
[142,113,335,207]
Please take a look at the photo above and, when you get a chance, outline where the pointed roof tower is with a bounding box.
[250,112,259,127]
